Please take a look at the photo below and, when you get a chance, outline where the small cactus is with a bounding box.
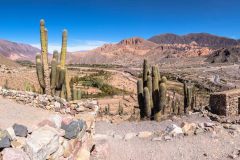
[183,81,194,113]
[60,29,67,68]
[147,75,153,108]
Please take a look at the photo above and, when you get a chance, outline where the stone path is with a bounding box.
[0,96,58,130]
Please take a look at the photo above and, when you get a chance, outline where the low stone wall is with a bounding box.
[0,88,99,160]
[210,89,240,116]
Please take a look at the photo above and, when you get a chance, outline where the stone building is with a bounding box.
[209,89,240,116]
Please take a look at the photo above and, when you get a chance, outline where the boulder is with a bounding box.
[13,124,28,137]
[25,126,60,160]
[0,130,11,149]
[61,120,86,140]
[2,148,30,160]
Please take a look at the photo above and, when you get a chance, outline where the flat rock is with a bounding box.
[2,148,30,160]
[25,126,60,160]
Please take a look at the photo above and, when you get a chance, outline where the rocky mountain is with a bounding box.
[0,39,40,61]
[148,33,239,48]
[69,37,212,66]
[206,47,240,63]
[0,54,19,67]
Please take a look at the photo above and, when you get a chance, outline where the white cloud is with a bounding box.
[31,40,112,53]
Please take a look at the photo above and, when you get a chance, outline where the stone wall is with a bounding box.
[210,89,240,116]
[0,88,99,160]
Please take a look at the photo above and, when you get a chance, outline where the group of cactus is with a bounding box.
[137,59,167,121]
[36,19,81,101]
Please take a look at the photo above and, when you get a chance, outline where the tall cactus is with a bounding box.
[183,81,193,113]
[40,19,51,95]
[36,19,80,101]
[143,59,149,88]
[152,65,159,110]
[143,87,151,118]
[154,77,167,121]
[137,79,144,118]
[147,75,153,108]
[60,29,67,68]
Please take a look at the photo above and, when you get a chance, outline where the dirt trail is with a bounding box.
[95,114,239,160]
[0,96,59,130]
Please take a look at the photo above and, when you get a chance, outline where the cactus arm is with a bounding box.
[50,58,57,95]
[137,79,144,118]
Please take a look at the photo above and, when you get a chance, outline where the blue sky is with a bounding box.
[0,0,240,52]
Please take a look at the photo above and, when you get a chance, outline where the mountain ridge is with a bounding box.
[148,33,239,47]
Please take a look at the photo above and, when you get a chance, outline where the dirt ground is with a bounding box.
[0,96,59,130]
[95,114,240,160]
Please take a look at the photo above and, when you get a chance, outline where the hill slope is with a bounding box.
[148,33,239,47]
[206,47,240,63]
[0,39,40,61]
[69,37,212,66]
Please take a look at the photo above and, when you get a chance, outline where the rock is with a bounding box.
[112,134,123,140]
[181,122,197,136]
[25,126,60,160]
[49,115,63,128]
[124,132,137,141]
[164,135,172,141]
[165,124,183,136]
[6,127,16,140]
[11,137,26,149]
[2,148,30,160]
[0,136,11,149]
[38,119,56,128]
[152,137,162,141]
[54,101,61,108]
[204,122,215,127]
[137,131,153,138]
[50,145,64,160]
[61,120,86,140]
[13,124,28,137]
[91,139,109,160]
[76,148,90,160]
